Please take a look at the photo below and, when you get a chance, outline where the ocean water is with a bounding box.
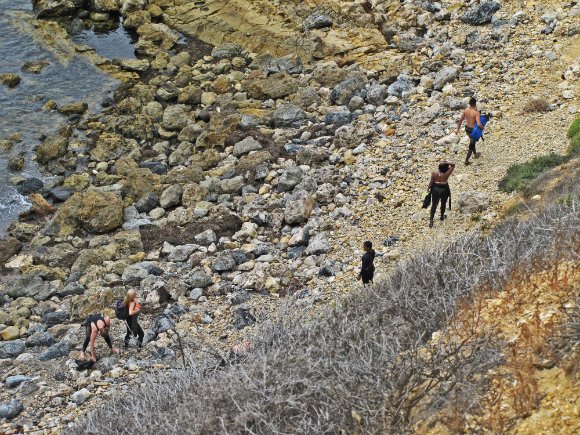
[0,0,134,235]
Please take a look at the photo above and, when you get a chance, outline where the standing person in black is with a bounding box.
[79,314,119,362]
[428,160,455,228]
[358,241,376,285]
[123,289,144,348]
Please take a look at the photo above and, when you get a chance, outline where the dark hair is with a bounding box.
[363,241,372,249]
[439,162,450,173]
[469,97,477,106]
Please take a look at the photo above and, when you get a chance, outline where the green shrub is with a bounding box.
[568,133,580,157]
[499,154,567,192]
[567,116,580,139]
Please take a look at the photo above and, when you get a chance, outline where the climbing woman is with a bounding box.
[123,289,144,348]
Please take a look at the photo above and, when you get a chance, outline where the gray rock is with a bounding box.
[330,75,368,105]
[397,32,424,52]
[366,84,388,106]
[6,375,31,388]
[42,310,69,327]
[211,43,243,60]
[211,251,236,272]
[187,268,213,288]
[348,95,365,111]
[95,356,117,373]
[263,55,303,75]
[303,12,333,30]
[167,244,198,262]
[457,191,490,214]
[26,331,56,348]
[461,2,500,25]
[285,191,316,225]
[0,399,23,420]
[233,137,262,157]
[194,229,217,245]
[58,282,85,297]
[278,166,304,192]
[318,259,343,277]
[8,274,55,301]
[17,380,39,396]
[122,218,152,230]
[388,75,415,97]
[50,187,74,203]
[71,388,91,405]
[325,110,352,126]
[39,341,70,361]
[289,227,310,247]
[188,288,203,300]
[32,0,77,18]
[273,104,305,128]
[229,289,250,305]
[151,346,175,360]
[135,192,159,213]
[305,232,331,255]
[160,184,183,209]
[17,177,44,195]
[220,176,245,194]
[162,105,189,131]
[153,315,174,335]
[433,67,458,90]
[235,308,256,330]
[122,264,149,284]
[0,339,25,359]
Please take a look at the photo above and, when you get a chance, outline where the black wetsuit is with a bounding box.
[125,312,144,347]
[82,314,112,352]
[360,250,376,284]
[430,183,451,222]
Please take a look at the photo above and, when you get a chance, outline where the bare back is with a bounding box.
[463,106,480,128]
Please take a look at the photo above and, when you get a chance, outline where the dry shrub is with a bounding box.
[523,97,549,113]
[68,200,580,435]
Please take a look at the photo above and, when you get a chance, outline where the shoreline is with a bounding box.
[0,0,579,432]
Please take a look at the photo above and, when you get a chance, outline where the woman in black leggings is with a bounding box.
[80,314,119,362]
[428,161,455,228]
[123,289,144,348]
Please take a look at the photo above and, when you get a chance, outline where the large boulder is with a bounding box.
[36,133,68,164]
[366,84,388,106]
[162,105,190,131]
[7,275,55,301]
[305,232,331,255]
[0,237,22,266]
[32,0,79,18]
[433,67,458,91]
[457,191,490,214]
[25,332,55,348]
[90,0,119,13]
[90,133,127,162]
[187,268,213,288]
[39,341,70,361]
[52,191,124,236]
[461,2,500,25]
[246,73,299,100]
[388,75,415,97]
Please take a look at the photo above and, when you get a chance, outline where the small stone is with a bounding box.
[71,388,91,405]
[1,326,20,341]
[0,399,23,420]
[0,73,21,88]
[6,375,31,389]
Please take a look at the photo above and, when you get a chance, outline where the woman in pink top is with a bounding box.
[428,161,455,227]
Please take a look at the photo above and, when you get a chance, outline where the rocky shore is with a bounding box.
[1,0,579,433]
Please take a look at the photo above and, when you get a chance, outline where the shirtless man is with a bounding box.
[456,97,484,165]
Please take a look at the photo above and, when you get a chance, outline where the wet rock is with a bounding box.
[42,310,69,327]
[36,133,68,164]
[25,331,55,348]
[0,339,25,359]
[278,166,304,192]
[330,74,368,105]
[71,388,91,405]
[273,104,305,128]
[39,341,70,361]
[0,400,23,420]
[160,185,183,209]
[136,23,180,55]
[17,177,44,195]
[58,101,88,115]
[233,137,262,157]
[8,153,24,171]
[462,2,500,25]
[49,187,73,203]
[305,232,331,255]
[458,191,490,214]
[0,236,22,265]
[303,12,333,30]
[0,73,21,88]
[6,375,31,389]
[235,308,256,330]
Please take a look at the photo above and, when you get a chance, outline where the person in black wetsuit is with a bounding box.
[123,289,144,348]
[428,161,455,228]
[79,314,119,362]
[358,241,376,285]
